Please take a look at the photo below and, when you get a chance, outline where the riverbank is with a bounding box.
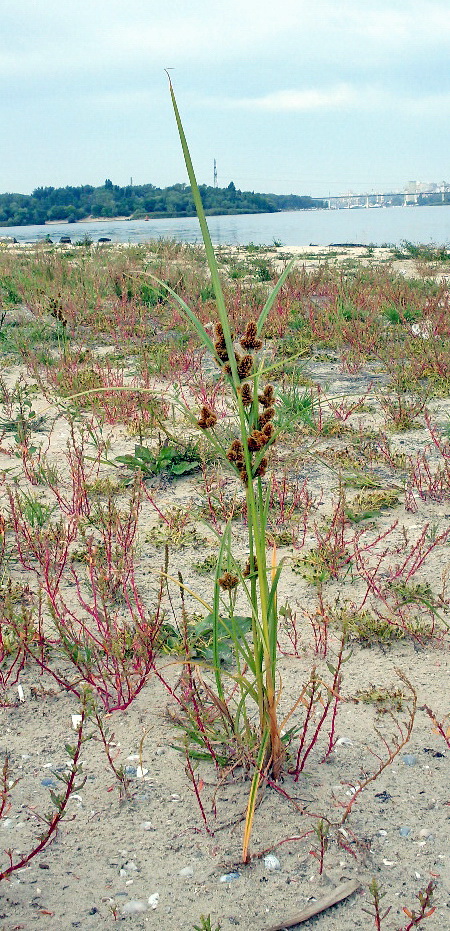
[2,202,450,248]
[0,243,449,929]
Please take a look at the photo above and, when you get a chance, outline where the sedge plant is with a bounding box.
[162,75,296,862]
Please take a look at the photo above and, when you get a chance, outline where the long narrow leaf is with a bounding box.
[242,730,270,863]
[166,74,238,383]
[256,258,295,336]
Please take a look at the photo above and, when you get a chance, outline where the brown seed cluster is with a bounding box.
[218,571,239,591]
[214,323,230,363]
[239,383,253,406]
[247,430,267,451]
[259,407,275,427]
[240,320,263,351]
[226,439,245,470]
[213,318,275,485]
[214,323,256,382]
[259,384,275,408]
[197,406,218,429]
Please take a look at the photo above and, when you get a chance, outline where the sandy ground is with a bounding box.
[0,263,450,929]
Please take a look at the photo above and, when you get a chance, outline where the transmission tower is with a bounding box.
[213,159,217,188]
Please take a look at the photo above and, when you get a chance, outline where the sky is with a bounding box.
[2,0,450,198]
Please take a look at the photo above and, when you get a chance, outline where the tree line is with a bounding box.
[0,179,325,227]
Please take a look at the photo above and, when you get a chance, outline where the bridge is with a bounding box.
[327,190,450,209]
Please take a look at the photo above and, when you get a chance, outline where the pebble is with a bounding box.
[179,866,194,877]
[399,827,411,837]
[121,900,147,915]
[220,872,241,882]
[264,855,281,871]
[148,893,159,909]
[141,821,153,831]
[402,754,418,766]
[419,829,433,839]
[125,766,137,776]
[41,778,57,788]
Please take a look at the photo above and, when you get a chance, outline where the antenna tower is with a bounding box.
[213,159,217,188]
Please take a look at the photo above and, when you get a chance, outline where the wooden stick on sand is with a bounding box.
[265,878,361,931]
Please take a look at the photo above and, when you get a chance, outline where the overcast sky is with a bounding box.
[3,0,450,197]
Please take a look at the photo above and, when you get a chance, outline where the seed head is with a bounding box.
[239,383,253,406]
[218,571,239,591]
[247,430,267,451]
[240,320,263,351]
[237,354,254,380]
[197,406,218,429]
[226,439,245,469]
[259,407,275,427]
[259,384,275,408]
[254,457,268,478]
[223,351,242,376]
[215,342,229,362]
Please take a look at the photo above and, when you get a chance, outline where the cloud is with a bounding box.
[230,85,359,112]
[207,82,450,116]
[3,0,450,83]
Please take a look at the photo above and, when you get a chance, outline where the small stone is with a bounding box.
[136,766,148,778]
[419,829,433,839]
[141,821,153,831]
[121,900,147,915]
[220,872,241,882]
[123,861,138,872]
[264,855,281,871]
[125,766,137,776]
[179,866,194,877]
[335,737,353,747]
[148,893,159,909]
[71,714,82,730]
[399,827,411,837]
[402,754,417,766]
[41,778,56,788]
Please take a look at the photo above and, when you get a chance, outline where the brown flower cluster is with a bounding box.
[216,318,275,484]
[226,387,275,483]
[214,322,230,363]
[240,320,263,351]
[218,571,239,591]
[214,323,256,382]
[239,383,253,406]
[226,439,247,482]
[197,406,218,429]
[259,384,275,408]
[247,425,273,451]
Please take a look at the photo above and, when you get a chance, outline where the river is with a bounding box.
[2,204,450,248]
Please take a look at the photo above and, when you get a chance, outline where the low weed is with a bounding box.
[345,488,400,523]
[116,440,201,480]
